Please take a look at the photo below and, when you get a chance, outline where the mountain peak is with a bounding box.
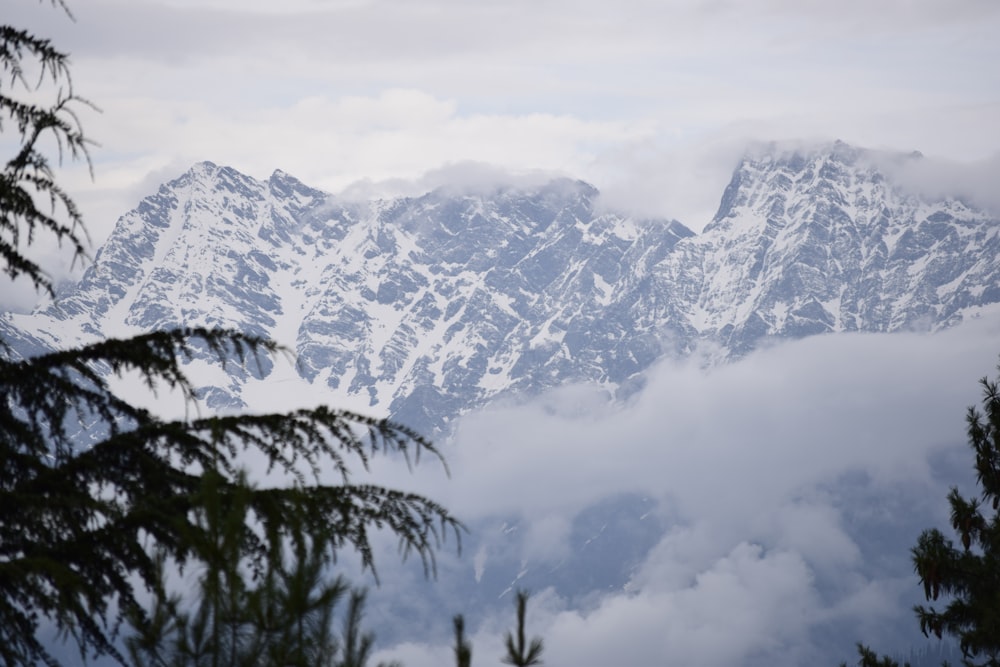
[829,138,859,161]
[709,140,896,226]
[176,160,221,182]
[683,140,1000,356]
[161,162,266,203]
[6,146,999,433]
[268,168,328,203]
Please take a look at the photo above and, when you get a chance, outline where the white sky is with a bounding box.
[7,0,1000,255]
[7,3,1000,662]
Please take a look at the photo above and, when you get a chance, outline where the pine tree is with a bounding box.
[1,325,462,665]
[335,588,401,667]
[845,363,1000,667]
[453,614,472,667]
[841,643,911,667]
[910,368,1000,666]
[501,590,544,667]
[1,0,92,299]
[125,473,401,667]
[242,536,346,667]
[1,5,462,665]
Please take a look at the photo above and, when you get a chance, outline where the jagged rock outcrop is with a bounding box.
[5,141,999,435]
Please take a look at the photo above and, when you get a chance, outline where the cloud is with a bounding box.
[335,160,573,204]
[43,1,981,201]
[871,151,1000,216]
[590,134,749,228]
[361,309,1000,666]
[6,0,998,287]
[544,543,819,667]
[437,319,997,527]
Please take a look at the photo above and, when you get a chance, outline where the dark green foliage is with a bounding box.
[910,370,1000,666]
[1,328,462,665]
[1,5,462,666]
[241,537,344,667]
[501,590,544,667]
[125,473,403,667]
[453,614,472,667]
[846,364,1000,667]
[841,643,911,667]
[1,1,93,298]
[336,588,401,667]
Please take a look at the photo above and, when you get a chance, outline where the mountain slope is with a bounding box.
[5,164,696,433]
[4,142,999,435]
[657,140,1000,356]
[4,140,1000,663]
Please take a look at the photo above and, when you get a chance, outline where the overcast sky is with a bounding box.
[8,3,1000,663]
[8,0,1000,251]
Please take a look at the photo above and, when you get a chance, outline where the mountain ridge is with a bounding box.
[4,141,999,435]
[4,140,999,665]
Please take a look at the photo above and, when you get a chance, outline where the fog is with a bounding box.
[5,1,999,660]
[874,151,1000,217]
[358,309,1000,666]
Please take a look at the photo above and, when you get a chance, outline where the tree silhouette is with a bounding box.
[335,588,401,667]
[125,472,402,667]
[842,643,911,667]
[243,536,345,667]
[844,362,1000,667]
[501,590,544,667]
[910,368,1000,665]
[1,1,93,299]
[453,614,472,667]
[1,5,462,665]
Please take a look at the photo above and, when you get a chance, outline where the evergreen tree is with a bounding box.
[1,0,92,299]
[335,588,401,667]
[1,311,461,667]
[242,535,345,667]
[126,472,399,667]
[1,5,462,665]
[844,363,1000,667]
[842,643,911,667]
[501,590,544,667]
[910,367,1000,666]
[452,614,472,667]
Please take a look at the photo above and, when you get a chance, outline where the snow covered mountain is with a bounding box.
[4,139,1000,662]
[660,140,1000,356]
[4,140,999,437]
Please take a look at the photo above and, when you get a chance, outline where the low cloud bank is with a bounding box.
[874,151,1000,216]
[369,310,1000,666]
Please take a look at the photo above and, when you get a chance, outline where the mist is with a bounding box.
[359,308,1000,667]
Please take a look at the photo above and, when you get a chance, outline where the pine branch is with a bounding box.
[1,326,464,666]
[502,590,544,667]
[1,21,97,295]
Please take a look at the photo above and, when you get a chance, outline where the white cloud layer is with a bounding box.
[5,0,998,260]
[363,308,1000,666]
[87,287,998,666]
[5,2,1000,663]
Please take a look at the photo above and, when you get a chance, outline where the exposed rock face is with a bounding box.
[5,142,999,436]
[662,141,1000,356]
[4,141,999,656]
